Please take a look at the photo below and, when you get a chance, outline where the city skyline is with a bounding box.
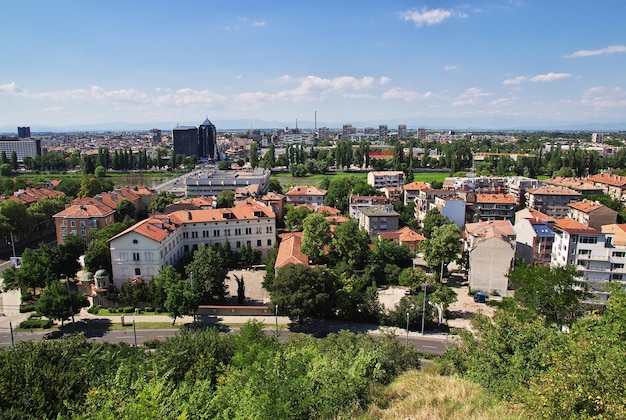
[1,1,626,131]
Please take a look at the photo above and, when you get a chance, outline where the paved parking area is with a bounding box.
[225,269,270,305]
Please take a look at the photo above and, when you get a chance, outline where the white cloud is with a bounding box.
[580,86,626,108]
[452,87,493,107]
[503,76,528,85]
[253,21,266,27]
[443,65,459,71]
[529,72,571,82]
[342,93,376,99]
[566,45,626,58]
[399,7,454,27]
[153,88,227,106]
[0,82,24,94]
[43,106,66,113]
[381,87,436,102]
[379,76,391,85]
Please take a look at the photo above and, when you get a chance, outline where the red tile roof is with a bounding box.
[588,173,626,187]
[275,232,310,269]
[554,218,601,234]
[285,186,327,196]
[475,193,516,204]
[527,186,581,196]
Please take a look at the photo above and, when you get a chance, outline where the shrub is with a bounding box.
[108,307,117,313]
[143,338,161,349]
[19,319,53,329]
[155,307,164,314]
[19,303,37,313]
[20,291,34,302]
[87,306,100,315]
[122,306,135,313]
[144,306,155,312]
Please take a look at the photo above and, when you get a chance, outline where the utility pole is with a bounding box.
[275,304,279,338]
[9,231,16,259]
[9,317,14,346]
[421,282,427,335]
[405,312,409,345]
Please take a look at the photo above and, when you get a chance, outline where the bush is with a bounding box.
[21,291,34,302]
[122,306,135,313]
[108,307,117,313]
[143,338,161,349]
[87,306,100,315]
[19,303,37,313]
[19,319,53,329]
[144,306,155,312]
[155,307,164,314]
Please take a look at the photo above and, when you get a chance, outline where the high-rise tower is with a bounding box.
[199,117,217,160]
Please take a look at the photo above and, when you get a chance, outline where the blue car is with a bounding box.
[473,292,487,303]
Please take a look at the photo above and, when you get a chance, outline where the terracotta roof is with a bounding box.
[396,226,426,242]
[325,215,350,225]
[568,200,613,214]
[465,220,515,239]
[588,173,626,188]
[527,185,581,196]
[54,200,115,218]
[601,224,626,246]
[285,186,327,196]
[112,214,183,243]
[554,218,601,234]
[261,192,285,201]
[169,198,275,222]
[404,181,430,191]
[378,232,401,240]
[517,208,557,223]
[2,187,64,205]
[296,204,341,216]
[275,232,310,269]
[543,177,603,192]
[475,193,516,204]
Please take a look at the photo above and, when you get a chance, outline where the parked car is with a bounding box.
[42,331,64,340]
[405,288,413,295]
[473,291,487,303]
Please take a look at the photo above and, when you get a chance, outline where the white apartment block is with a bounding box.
[185,169,271,197]
[367,171,405,190]
[109,199,276,287]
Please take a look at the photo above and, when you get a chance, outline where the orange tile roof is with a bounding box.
[404,181,430,191]
[170,198,275,222]
[568,200,610,213]
[543,177,603,191]
[588,173,626,187]
[475,193,516,204]
[112,214,183,243]
[54,201,115,218]
[275,232,310,269]
[396,226,426,242]
[527,185,581,196]
[465,220,515,238]
[285,186,327,196]
[554,218,600,234]
[261,192,285,201]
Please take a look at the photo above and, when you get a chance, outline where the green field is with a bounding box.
[273,171,448,187]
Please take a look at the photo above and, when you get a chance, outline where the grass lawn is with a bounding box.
[274,171,449,187]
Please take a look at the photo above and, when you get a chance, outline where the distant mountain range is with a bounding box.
[1,118,626,134]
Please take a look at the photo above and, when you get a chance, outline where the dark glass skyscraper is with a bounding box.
[173,126,199,157]
[17,126,31,138]
[199,117,217,160]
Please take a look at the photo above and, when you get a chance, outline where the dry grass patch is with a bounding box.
[361,370,523,420]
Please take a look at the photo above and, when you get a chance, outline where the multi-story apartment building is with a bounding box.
[53,199,116,245]
[378,124,388,140]
[542,177,604,196]
[367,171,404,190]
[473,194,516,222]
[109,199,276,286]
[568,200,617,230]
[0,137,42,163]
[414,189,462,225]
[397,124,407,139]
[403,181,430,205]
[358,206,400,238]
[349,195,393,220]
[514,217,555,266]
[260,192,286,220]
[285,186,327,207]
[506,176,543,207]
[431,195,466,228]
[588,173,626,202]
[526,186,581,219]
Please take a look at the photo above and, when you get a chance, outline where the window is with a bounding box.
[578,249,591,256]
[225,229,231,236]
[245,228,252,235]
[236,241,241,249]
[267,239,272,246]
[80,221,86,227]
[133,239,138,244]
[611,274,624,281]
[246,240,251,247]
[135,268,141,276]
[183,232,189,239]
[579,236,598,244]
[612,263,624,270]
[266,226,273,233]
[257,240,262,247]
[613,251,626,257]
[214,229,220,237]
[192,231,198,238]
[70,221,76,227]
[81,230,86,236]
[235,228,241,235]
[61,220,67,227]
[133,252,140,261]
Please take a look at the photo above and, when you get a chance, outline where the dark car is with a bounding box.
[473,292,487,303]
[42,331,64,340]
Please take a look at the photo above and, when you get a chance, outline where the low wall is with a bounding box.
[198,305,271,316]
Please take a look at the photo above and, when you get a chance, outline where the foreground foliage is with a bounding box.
[0,322,421,419]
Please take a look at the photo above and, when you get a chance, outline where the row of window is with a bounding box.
[182,226,273,239]
[62,220,98,228]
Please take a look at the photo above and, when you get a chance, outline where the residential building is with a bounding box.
[378,226,426,252]
[260,192,286,220]
[414,189,462,226]
[473,194,516,222]
[514,217,554,266]
[109,199,276,286]
[185,169,271,197]
[274,232,310,271]
[568,200,617,230]
[588,173,626,201]
[53,199,116,244]
[542,177,604,196]
[358,206,400,238]
[506,176,543,207]
[417,127,427,141]
[465,220,516,295]
[378,124,388,140]
[367,171,404,190]
[403,181,430,205]
[431,195,466,228]
[514,208,556,227]
[349,195,393,220]
[397,124,407,139]
[551,218,613,301]
[379,187,403,202]
[17,126,30,138]
[526,186,581,219]
[285,186,327,207]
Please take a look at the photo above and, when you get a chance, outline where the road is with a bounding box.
[0,325,452,355]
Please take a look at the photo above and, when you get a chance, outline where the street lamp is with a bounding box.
[405,312,410,345]
[421,282,427,335]
[275,304,279,338]
[9,231,16,259]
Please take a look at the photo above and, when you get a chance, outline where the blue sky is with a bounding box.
[1,0,626,130]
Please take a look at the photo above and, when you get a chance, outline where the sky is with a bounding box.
[1,0,626,131]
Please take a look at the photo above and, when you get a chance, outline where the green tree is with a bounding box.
[78,175,103,198]
[0,163,11,177]
[149,191,176,213]
[83,238,112,274]
[421,208,451,238]
[119,279,148,307]
[284,204,312,231]
[115,198,136,222]
[331,220,371,269]
[185,244,229,303]
[36,280,88,325]
[507,263,590,326]
[268,178,283,194]
[300,213,331,264]
[0,199,36,240]
[152,266,199,325]
[419,223,462,278]
[249,142,259,169]
[216,190,235,208]
[10,151,18,171]
[94,165,107,178]
[385,294,434,330]
[269,263,337,322]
